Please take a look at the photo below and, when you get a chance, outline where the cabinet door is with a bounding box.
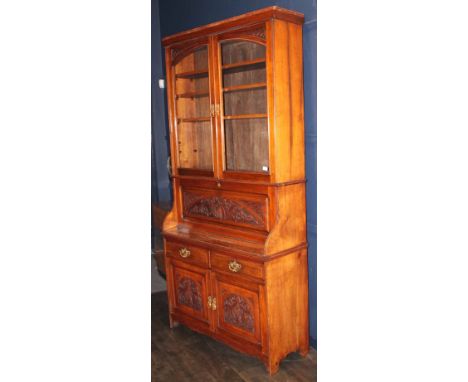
[212,272,262,345]
[216,29,270,180]
[167,259,211,324]
[170,41,215,177]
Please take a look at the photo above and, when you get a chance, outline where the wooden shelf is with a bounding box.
[223,114,267,120]
[176,91,209,99]
[223,82,266,93]
[222,58,266,71]
[175,69,209,79]
[177,117,211,123]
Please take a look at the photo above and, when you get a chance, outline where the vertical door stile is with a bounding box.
[209,270,217,332]
[216,36,226,180]
[207,36,216,179]
[210,35,221,180]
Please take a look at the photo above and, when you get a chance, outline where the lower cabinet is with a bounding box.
[164,240,309,375]
[165,246,265,353]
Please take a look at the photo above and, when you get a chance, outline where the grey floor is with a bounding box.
[152,229,166,293]
[151,255,167,293]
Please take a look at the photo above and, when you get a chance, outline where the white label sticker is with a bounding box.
[262,165,268,172]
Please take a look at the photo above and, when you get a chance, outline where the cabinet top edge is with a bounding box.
[162,6,305,47]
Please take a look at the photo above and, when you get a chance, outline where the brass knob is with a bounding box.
[228,260,242,273]
[207,296,212,309]
[217,182,221,188]
[179,247,191,258]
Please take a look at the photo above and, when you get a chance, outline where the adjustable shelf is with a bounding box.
[223,114,267,120]
[222,58,266,72]
[223,82,266,93]
[175,69,209,79]
[176,91,210,99]
[177,117,211,123]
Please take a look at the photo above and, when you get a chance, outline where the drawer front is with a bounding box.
[166,241,209,267]
[182,187,269,231]
[211,252,264,280]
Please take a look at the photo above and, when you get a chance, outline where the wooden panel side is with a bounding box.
[264,250,309,373]
[271,20,305,183]
[265,183,306,255]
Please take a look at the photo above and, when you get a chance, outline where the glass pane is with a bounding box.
[174,45,212,171]
[224,87,266,116]
[221,41,266,65]
[176,95,210,119]
[175,46,208,73]
[177,121,212,170]
[221,40,268,173]
[224,119,269,173]
[222,62,266,87]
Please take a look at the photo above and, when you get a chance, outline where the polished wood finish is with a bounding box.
[162,7,307,375]
[166,241,209,267]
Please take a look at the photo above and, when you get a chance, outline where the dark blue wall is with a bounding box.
[152,0,171,203]
[153,0,317,348]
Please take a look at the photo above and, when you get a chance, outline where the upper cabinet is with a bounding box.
[163,7,305,184]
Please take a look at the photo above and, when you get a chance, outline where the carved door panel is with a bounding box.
[169,259,210,323]
[212,273,262,344]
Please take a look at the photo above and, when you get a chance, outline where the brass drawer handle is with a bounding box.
[179,247,191,258]
[228,260,242,273]
[208,296,212,309]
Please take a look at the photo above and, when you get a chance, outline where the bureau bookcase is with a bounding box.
[162,7,308,375]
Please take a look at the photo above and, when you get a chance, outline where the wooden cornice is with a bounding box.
[162,6,305,47]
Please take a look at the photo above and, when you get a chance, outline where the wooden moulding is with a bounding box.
[162,6,305,46]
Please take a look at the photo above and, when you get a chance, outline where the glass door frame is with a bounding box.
[168,37,217,178]
[213,25,272,182]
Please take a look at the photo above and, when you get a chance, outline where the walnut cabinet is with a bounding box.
[162,7,308,375]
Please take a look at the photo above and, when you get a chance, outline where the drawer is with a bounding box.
[165,241,209,267]
[211,252,264,280]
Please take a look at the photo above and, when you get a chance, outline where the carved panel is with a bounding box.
[246,26,266,40]
[182,190,266,227]
[223,294,254,332]
[177,276,202,311]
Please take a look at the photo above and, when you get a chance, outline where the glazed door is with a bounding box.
[211,272,262,345]
[215,27,271,181]
[167,259,211,324]
[170,40,216,177]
